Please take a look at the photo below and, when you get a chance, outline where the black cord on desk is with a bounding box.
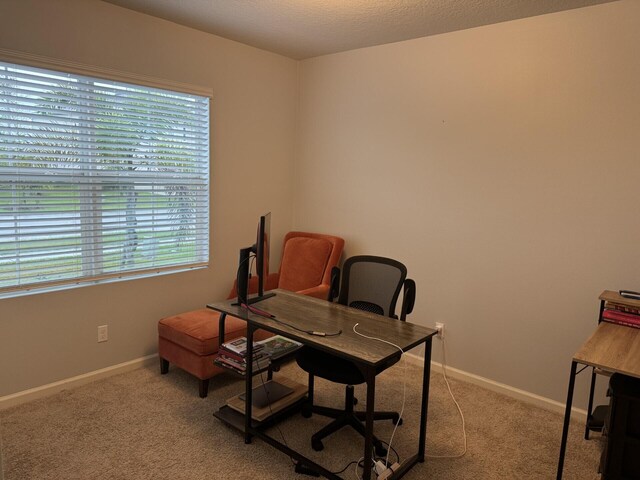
[244,303,342,337]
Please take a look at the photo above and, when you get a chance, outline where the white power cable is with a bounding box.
[427,336,467,459]
[352,323,407,470]
[354,456,364,480]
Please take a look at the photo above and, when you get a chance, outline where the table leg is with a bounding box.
[419,337,433,461]
[218,313,227,345]
[244,324,254,444]
[557,361,577,480]
[584,368,597,440]
[362,368,376,480]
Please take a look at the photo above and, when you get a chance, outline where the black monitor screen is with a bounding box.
[255,212,270,297]
[233,212,275,306]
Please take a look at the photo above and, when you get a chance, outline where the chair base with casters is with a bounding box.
[302,381,401,456]
[297,347,403,456]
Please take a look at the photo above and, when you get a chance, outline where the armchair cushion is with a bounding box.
[296,284,331,300]
[278,237,333,293]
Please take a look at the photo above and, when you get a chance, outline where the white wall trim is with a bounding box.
[1,351,586,422]
[0,355,157,411]
[403,352,587,422]
[0,47,213,98]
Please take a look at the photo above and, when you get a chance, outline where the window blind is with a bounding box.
[0,60,210,296]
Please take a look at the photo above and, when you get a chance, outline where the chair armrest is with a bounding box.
[329,266,340,301]
[297,284,330,300]
[400,278,416,321]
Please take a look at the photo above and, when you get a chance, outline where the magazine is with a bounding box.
[221,337,264,356]
[216,355,271,373]
[256,335,302,360]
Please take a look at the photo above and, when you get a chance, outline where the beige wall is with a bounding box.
[1,0,638,411]
[0,0,298,396]
[295,0,640,406]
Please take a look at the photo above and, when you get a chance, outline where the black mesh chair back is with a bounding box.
[337,256,407,319]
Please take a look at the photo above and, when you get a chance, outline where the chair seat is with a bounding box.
[296,346,365,385]
[296,346,402,385]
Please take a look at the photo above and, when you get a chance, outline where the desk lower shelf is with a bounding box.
[214,376,307,431]
[214,399,307,432]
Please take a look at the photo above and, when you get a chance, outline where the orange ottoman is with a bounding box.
[158,308,269,398]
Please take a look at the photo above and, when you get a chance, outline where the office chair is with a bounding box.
[296,255,416,454]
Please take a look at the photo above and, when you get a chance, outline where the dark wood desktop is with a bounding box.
[207,289,437,480]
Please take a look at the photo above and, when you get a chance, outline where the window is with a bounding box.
[0,59,210,296]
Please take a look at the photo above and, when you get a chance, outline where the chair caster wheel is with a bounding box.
[374,442,388,457]
[301,405,312,418]
[353,397,358,406]
[312,439,324,452]
[393,415,403,426]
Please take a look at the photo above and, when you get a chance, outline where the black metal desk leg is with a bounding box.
[557,361,578,480]
[244,324,254,444]
[218,313,227,345]
[419,337,433,462]
[362,369,376,480]
[584,368,597,440]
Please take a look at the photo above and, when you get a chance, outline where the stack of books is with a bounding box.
[214,337,271,375]
[603,301,640,329]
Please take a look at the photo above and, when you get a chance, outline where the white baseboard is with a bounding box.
[1,351,586,423]
[0,354,157,411]
[403,352,587,422]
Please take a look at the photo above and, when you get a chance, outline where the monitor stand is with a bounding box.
[232,246,276,306]
[242,292,276,306]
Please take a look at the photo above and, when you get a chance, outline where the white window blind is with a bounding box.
[0,60,210,296]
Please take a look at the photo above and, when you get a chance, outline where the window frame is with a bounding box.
[0,48,213,298]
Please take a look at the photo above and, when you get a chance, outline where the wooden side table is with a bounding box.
[557,292,640,479]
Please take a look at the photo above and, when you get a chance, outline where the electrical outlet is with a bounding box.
[435,322,444,339]
[98,325,108,343]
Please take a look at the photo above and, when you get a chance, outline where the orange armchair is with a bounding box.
[158,231,344,397]
[237,231,344,300]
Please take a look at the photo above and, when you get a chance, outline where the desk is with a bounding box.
[207,289,436,480]
[556,322,640,479]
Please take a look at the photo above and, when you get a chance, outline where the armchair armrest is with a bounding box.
[228,272,280,298]
[297,284,330,300]
[221,273,281,348]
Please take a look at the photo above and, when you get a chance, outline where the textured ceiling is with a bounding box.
[101,0,616,59]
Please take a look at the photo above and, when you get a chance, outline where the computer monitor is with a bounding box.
[255,212,270,298]
[234,212,275,306]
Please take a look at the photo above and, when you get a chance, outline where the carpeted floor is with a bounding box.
[0,360,602,479]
